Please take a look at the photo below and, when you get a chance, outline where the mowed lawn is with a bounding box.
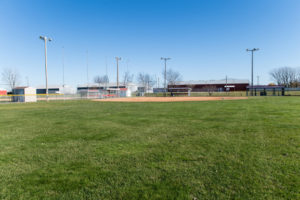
[0,97,299,200]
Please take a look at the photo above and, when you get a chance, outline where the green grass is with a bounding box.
[0,97,299,199]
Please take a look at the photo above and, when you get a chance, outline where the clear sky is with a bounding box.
[0,0,300,88]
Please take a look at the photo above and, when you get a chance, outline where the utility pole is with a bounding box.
[161,57,171,97]
[246,48,259,96]
[115,57,121,96]
[39,36,52,102]
[257,76,260,85]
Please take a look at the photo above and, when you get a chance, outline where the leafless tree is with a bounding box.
[122,70,134,86]
[137,73,156,92]
[1,68,20,91]
[94,75,109,86]
[295,67,300,87]
[162,68,182,85]
[270,67,297,87]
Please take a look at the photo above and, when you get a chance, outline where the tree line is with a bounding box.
[1,67,182,92]
[270,67,300,87]
[4,65,300,91]
[93,68,182,89]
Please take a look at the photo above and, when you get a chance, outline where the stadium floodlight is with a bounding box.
[246,48,259,96]
[39,36,52,101]
[161,57,171,97]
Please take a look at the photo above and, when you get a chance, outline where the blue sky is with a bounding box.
[1,0,300,88]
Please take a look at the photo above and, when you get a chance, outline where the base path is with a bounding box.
[93,96,248,102]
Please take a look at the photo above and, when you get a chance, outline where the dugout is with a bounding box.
[106,88,128,97]
[246,85,285,96]
[12,87,37,102]
[168,87,192,96]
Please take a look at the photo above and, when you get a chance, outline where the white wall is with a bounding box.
[24,87,37,102]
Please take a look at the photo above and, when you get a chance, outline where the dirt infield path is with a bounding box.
[93,96,248,102]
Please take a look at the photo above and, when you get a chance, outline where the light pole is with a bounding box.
[62,47,65,101]
[86,50,89,99]
[40,36,52,101]
[246,48,259,96]
[161,57,171,97]
[115,57,121,96]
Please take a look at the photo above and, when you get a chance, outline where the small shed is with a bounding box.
[13,87,37,102]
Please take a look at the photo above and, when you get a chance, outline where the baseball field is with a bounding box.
[0,97,299,199]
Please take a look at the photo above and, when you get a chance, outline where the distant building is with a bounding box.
[12,87,37,102]
[168,79,249,92]
[36,85,76,94]
[77,83,138,97]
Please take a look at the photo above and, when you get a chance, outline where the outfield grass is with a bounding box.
[0,97,299,199]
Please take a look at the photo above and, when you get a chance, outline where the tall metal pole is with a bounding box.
[225,75,228,93]
[44,39,48,101]
[161,57,171,97]
[117,59,119,88]
[86,50,89,99]
[246,48,259,96]
[62,47,65,88]
[164,60,167,95]
[251,50,254,95]
[116,57,121,88]
[62,47,65,101]
[115,57,121,96]
[105,56,108,89]
[40,36,52,101]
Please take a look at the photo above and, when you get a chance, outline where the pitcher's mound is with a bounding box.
[93,97,248,102]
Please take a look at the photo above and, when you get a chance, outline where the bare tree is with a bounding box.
[295,67,300,87]
[137,73,156,93]
[270,67,297,87]
[94,75,109,86]
[162,68,182,85]
[1,68,20,91]
[122,70,134,86]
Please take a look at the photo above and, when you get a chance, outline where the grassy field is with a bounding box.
[0,97,299,199]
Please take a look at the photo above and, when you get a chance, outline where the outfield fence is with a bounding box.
[144,88,300,97]
[1,89,300,103]
[142,91,247,97]
[0,92,119,103]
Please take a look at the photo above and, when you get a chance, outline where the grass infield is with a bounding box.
[0,97,299,199]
